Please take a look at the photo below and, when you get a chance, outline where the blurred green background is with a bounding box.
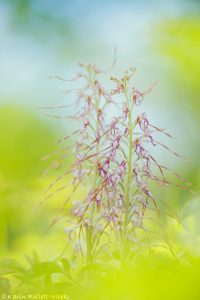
[0,0,200,277]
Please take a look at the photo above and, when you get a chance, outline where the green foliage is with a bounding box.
[0,106,57,182]
[0,106,63,255]
[156,16,200,109]
[1,253,200,299]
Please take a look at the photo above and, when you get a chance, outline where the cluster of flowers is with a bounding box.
[44,63,189,260]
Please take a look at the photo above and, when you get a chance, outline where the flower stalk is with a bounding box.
[43,61,192,264]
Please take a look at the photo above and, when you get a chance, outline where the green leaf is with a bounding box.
[61,258,71,274]
[0,277,11,294]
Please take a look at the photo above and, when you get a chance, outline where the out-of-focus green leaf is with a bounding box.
[0,277,11,294]
[156,17,200,109]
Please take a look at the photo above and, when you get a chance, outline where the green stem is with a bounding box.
[86,225,93,264]
[85,69,100,264]
[122,83,133,256]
